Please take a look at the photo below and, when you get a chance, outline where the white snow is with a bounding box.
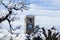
[0,29,11,40]
[0,10,9,18]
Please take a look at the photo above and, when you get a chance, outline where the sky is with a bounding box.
[30,0,60,10]
[1,0,60,10]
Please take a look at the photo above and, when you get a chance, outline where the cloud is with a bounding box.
[35,16,60,25]
[30,0,60,10]
[20,4,60,17]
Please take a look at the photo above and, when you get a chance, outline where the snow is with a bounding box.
[0,10,9,18]
[0,29,11,40]
[0,20,10,30]
[0,19,59,40]
[0,21,26,40]
[13,33,26,40]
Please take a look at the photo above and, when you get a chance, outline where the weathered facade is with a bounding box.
[25,15,35,35]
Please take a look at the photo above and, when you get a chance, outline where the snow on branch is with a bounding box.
[0,0,29,23]
[0,0,29,11]
[0,10,9,21]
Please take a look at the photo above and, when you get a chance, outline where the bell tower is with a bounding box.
[25,15,35,35]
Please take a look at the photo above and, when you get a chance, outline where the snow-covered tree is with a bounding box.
[30,25,59,40]
[0,0,29,33]
[0,0,29,40]
[42,27,59,40]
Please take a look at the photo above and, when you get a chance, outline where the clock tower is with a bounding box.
[25,15,35,35]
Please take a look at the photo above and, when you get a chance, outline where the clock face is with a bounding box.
[27,23,33,29]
